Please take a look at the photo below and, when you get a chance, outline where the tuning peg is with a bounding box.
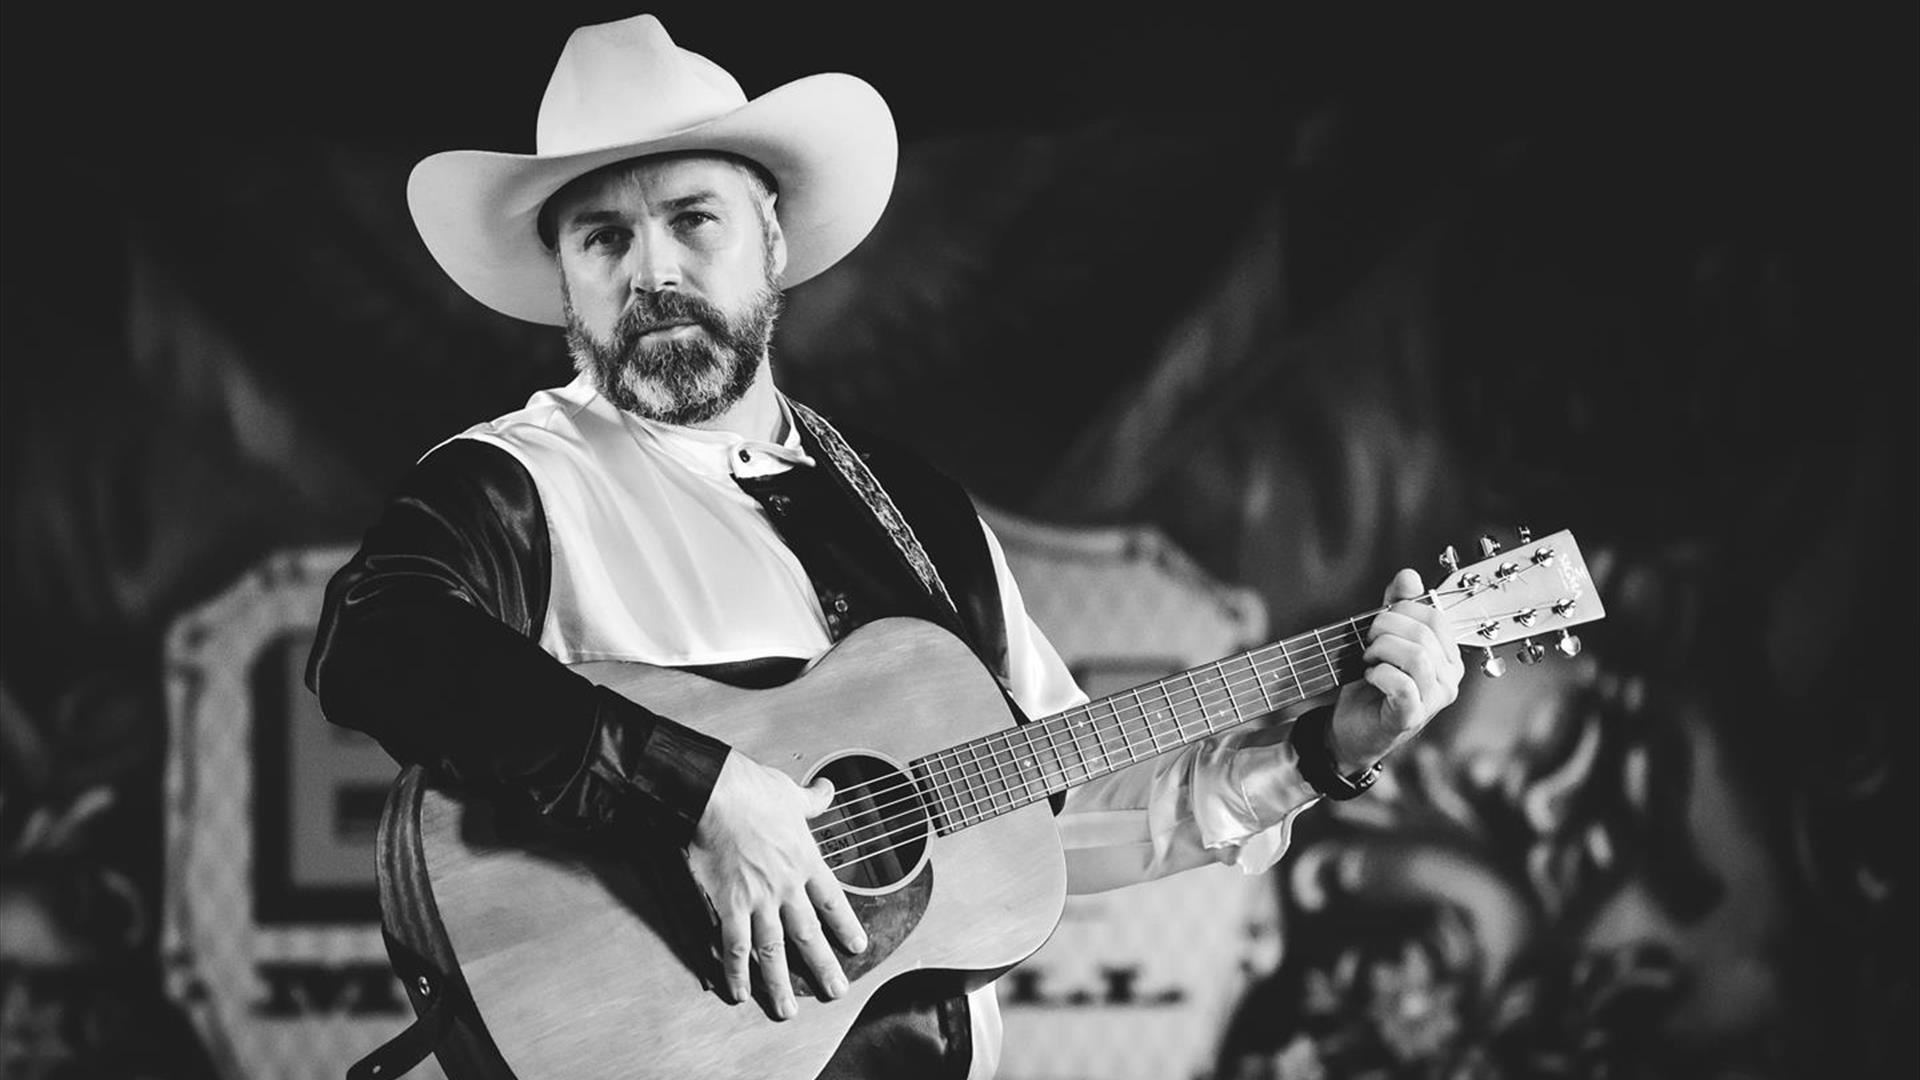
[1531,546,1557,566]
[1439,545,1460,573]
[1517,525,1533,543]
[1479,535,1502,557]
[1516,638,1546,665]
[1556,630,1583,658]
[1552,598,1577,618]
[1514,607,1538,628]
[1476,620,1502,640]
[1478,647,1507,678]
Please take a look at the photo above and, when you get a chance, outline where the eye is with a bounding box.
[672,210,719,232]
[583,227,629,252]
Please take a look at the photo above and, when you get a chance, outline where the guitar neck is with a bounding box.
[911,614,1372,835]
[908,527,1606,838]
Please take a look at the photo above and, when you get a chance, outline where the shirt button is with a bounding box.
[766,494,790,514]
[831,595,850,615]
[737,448,751,463]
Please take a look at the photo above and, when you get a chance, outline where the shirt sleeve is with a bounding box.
[978,519,1324,894]
[305,438,728,843]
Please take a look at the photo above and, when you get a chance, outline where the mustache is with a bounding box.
[612,291,730,345]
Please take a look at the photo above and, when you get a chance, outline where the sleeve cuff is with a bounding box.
[541,686,730,844]
[1183,725,1323,875]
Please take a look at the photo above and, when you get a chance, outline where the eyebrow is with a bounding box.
[561,209,626,232]
[659,190,722,212]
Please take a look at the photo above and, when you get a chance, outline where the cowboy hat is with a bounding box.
[407,13,897,326]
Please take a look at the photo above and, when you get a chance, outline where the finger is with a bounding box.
[1382,568,1425,605]
[808,873,869,955]
[1365,662,1425,722]
[802,775,837,818]
[1364,636,1441,704]
[1396,595,1462,661]
[783,896,848,1000]
[717,901,753,1005]
[1372,607,1463,686]
[752,906,796,1020]
[1368,609,1445,659]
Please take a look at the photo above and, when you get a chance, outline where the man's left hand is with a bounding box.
[1327,568,1464,774]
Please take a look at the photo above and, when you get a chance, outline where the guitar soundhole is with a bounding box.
[814,753,930,894]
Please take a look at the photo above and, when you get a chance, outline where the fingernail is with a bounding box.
[852,935,869,954]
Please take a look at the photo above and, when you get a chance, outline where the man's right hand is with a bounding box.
[686,750,869,1020]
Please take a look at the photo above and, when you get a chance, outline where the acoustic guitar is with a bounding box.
[371,529,1603,1079]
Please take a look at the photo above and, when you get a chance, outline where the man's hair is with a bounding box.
[536,152,778,251]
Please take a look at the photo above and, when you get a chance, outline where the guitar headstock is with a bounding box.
[1433,527,1605,677]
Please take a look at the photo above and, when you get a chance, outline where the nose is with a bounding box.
[627,235,681,295]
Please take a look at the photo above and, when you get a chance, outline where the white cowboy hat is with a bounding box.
[407,13,897,326]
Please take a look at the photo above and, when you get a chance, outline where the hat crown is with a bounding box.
[536,15,748,156]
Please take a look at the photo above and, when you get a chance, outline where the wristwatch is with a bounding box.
[1290,706,1382,801]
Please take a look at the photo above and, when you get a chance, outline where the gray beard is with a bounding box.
[564,285,782,426]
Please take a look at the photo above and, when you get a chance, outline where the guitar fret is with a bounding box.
[947,748,975,829]
[1010,727,1045,808]
[1000,731,1027,814]
[918,753,953,832]
[1345,619,1368,680]
[1059,709,1097,784]
[1178,669,1206,742]
[1106,694,1135,764]
[1187,666,1226,733]
[1085,703,1121,776]
[1038,718,1075,792]
[1311,628,1337,689]
[963,738,994,829]
[1276,639,1307,700]
[1248,654,1277,716]
[1212,658,1245,728]
[1005,727,1036,806]
[1133,686,1167,755]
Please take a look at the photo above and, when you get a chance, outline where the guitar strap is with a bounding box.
[348,930,462,1080]
[786,398,966,631]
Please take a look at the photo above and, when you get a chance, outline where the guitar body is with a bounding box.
[377,617,1068,1080]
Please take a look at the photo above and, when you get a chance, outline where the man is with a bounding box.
[308,13,1462,1079]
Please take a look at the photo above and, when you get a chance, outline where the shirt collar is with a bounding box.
[598,377,816,478]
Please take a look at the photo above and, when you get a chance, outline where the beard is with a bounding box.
[564,282,782,425]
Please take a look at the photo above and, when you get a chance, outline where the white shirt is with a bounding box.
[451,374,1323,1078]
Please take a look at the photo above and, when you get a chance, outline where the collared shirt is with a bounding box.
[451,374,1323,1078]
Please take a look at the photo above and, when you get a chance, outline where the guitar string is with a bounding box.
[807,580,1493,815]
[817,636,1370,869]
[811,619,1368,857]
[802,576,1566,860]
[818,655,1363,875]
[813,580,1572,868]
[809,580,1561,860]
[813,581,1569,861]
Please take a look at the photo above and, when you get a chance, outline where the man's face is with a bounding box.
[548,154,787,424]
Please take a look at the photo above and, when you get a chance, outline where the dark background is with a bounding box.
[2,3,1914,1077]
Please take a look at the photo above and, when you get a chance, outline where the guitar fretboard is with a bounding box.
[910,615,1373,834]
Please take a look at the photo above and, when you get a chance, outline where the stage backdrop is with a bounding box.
[2,9,1913,1080]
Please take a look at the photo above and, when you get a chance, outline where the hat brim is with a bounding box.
[407,73,896,326]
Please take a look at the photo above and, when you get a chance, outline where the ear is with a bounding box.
[763,194,789,280]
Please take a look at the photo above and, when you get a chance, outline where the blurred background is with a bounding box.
[1,4,1914,1078]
